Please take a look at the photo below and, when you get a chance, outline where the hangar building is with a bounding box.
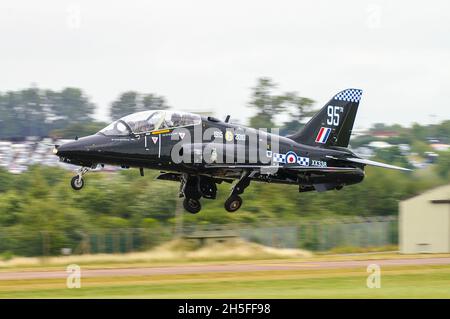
[400,184,450,253]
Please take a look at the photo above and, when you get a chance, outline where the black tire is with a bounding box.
[71,176,84,190]
[183,197,201,214]
[224,195,242,213]
[184,176,202,200]
[199,177,217,199]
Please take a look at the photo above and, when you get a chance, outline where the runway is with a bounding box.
[1,256,450,280]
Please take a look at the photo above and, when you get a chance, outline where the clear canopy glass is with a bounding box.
[98,110,201,136]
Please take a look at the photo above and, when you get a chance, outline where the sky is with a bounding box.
[1,0,449,129]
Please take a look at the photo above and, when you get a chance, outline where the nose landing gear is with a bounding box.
[71,176,84,190]
[70,167,90,191]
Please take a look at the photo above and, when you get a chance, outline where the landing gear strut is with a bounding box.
[70,167,90,191]
[179,175,218,214]
[179,175,199,214]
[224,171,251,213]
[178,173,250,213]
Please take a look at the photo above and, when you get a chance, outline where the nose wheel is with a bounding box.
[70,167,90,191]
[71,176,84,190]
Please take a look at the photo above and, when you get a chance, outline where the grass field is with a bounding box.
[1,262,450,298]
[1,240,450,298]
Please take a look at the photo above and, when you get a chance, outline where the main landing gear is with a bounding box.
[224,195,242,212]
[179,175,217,214]
[179,172,251,214]
[224,171,250,213]
[70,167,90,190]
[183,197,202,214]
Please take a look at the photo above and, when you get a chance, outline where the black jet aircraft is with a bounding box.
[54,88,410,214]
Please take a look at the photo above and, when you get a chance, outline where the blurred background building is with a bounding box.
[400,184,450,253]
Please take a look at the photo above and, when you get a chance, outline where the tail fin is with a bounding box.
[288,88,363,147]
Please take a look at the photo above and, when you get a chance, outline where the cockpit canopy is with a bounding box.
[98,110,202,136]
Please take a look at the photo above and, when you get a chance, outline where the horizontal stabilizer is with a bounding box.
[344,157,411,171]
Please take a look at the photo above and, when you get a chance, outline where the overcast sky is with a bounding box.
[1,0,449,129]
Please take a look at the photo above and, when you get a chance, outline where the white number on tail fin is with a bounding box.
[327,105,342,126]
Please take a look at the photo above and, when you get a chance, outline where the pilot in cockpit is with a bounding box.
[170,112,182,127]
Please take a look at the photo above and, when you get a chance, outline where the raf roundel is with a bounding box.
[285,151,297,164]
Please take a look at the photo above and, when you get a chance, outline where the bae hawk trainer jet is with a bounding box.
[54,88,410,213]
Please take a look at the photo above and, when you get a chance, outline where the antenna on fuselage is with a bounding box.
[225,115,230,123]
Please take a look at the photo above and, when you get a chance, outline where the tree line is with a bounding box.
[0,78,314,139]
[0,156,448,256]
[2,79,449,142]
[0,87,170,139]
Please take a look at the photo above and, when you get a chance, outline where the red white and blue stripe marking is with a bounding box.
[315,127,331,144]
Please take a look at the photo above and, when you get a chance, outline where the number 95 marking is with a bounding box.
[327,105,342,126]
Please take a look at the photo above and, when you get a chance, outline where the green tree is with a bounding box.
[0,92,20,137]
[248,78,315,133]
[410,140,432,155]
[248,78,284,129]
[0,87,95,138]
[47,88,95,127]
[110,91,169,120]
[281,92,315,135]
[374,146,411,169]
[411,123,428,141]
[433,120,450,143]
[435,151,450,180]
[0,88,47,137]
[110,91,139,120]
[0,168,13,193]
[19,88,47,136]
[143,94,169,110]
[0,191,22,226]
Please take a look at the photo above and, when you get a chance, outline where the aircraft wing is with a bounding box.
[342,157,411,171]
[204,164,361,173]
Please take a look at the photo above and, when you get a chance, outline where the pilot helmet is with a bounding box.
[171,112,181,126]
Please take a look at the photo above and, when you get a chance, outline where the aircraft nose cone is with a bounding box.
[56,134,108,158]
[56,140,83,154]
